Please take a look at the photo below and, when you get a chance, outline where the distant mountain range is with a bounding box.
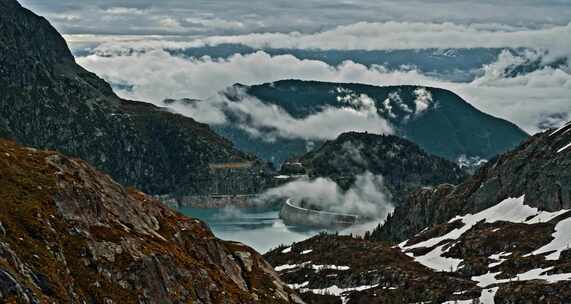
[78,43,567,83]
[211,80,528,165]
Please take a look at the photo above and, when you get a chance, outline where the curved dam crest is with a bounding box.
[279,198,361,228]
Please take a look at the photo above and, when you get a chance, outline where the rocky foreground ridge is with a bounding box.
[0,0,272,199]
[266,123,571,303]
[0,139,302,303]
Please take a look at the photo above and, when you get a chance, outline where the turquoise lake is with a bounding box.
[177,207,381,253]
[177,207,323,253]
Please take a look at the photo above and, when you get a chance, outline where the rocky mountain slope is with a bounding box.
[0,0,272,198]
[290,132,466,200]
[374,121,571,242]
[0,138,302,303]
[265,122,571,303]
[212,80,528,164]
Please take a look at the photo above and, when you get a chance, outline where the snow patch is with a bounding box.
[557,142,571,153]
[532,215,571,260]
[275,261,311,272]
[301,249,313,255]
[488,252,512,268]
[550,121,571,137]
[312,264,350,271]
[403,196,533,250]
[442,287,498,304]
[411,243,463,272]
[473,267,571,288]
[288,281,309,289]
[401,196,571,272]
[300,284,379,297]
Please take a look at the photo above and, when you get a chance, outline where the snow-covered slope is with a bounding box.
[399,196,571,303]
[266,122,571,304]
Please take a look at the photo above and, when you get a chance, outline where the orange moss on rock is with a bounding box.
[0,139,301,304]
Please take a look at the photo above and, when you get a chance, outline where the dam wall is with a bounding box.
[159,194,260,209]
[279,199,360,228]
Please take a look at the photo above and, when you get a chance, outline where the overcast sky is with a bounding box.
[19,0,571,36]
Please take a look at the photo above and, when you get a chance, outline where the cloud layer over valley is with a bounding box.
[77,45,571,135]
[167,90,394,142]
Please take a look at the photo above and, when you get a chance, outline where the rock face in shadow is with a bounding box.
[0,139,303,303]
[373,122,571,242]
[0,0,272,198]
[295,132,466,199]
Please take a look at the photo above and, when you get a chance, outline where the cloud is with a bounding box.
[165,90,394,142]
[65,22,571,61]
[197,22,571,58]
[20,0,571,37]
[76,47,571,134]
[260,172,395,219]
[413,87,433,115]
[77,50,435,100]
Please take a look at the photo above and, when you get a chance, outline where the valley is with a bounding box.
[1,0,571,303]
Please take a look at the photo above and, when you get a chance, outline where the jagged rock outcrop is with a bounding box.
[0,0,272,199]
[0,139,303,303]
[373,121,571,242]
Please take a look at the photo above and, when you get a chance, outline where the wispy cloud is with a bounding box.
[165,89,394,141]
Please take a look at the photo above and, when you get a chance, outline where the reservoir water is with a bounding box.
[178,207,381,253]
[178,207,323,253]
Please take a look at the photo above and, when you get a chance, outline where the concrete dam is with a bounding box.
[279,198,361,228]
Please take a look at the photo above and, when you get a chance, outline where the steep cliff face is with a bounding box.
[374,121,571,242]
[0,139,303,303]
[0,0,271,197]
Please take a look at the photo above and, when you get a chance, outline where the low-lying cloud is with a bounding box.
[166,89,393,141]
[260,172,394,220]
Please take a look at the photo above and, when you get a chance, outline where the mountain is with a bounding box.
[287,132,466,201]
[113,44,506,82]
[213,80,528,165]
[264,122,571,303]
[374,120,571,242]
[0,139,303,303]
[0,0,272,198]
